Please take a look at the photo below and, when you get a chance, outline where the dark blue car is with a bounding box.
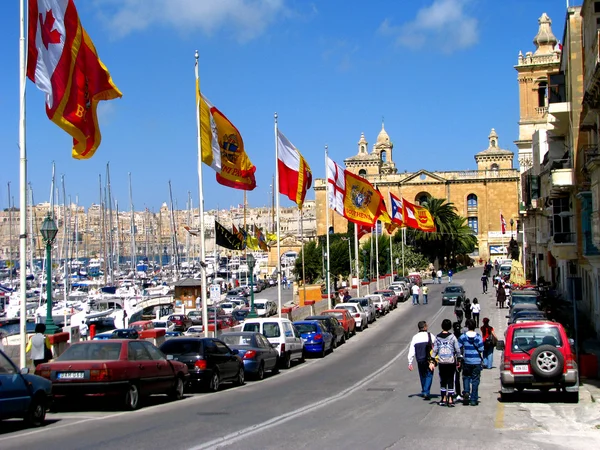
[0,349,51,427]
[293,320,333,358]
[220,331,279,380]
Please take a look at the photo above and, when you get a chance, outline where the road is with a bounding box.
[1,269,599,449]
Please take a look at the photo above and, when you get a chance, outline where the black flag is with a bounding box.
[215,220,244,250]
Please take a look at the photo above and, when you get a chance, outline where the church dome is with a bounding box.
[376,123,390,145]
[533,13,558,53]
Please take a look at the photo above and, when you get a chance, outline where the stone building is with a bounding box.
[314,124,520,262]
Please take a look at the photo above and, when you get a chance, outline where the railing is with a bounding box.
[518,53,560,66]
[535,106,548,115]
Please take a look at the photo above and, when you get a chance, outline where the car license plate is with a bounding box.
[57,372,85,380]
[513,365,528,373]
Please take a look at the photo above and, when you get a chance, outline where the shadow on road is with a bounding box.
[498,390,578,404]
[0,419,60,435]
[49,394,189,413]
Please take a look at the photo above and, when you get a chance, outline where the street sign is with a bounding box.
[210,285,221,303]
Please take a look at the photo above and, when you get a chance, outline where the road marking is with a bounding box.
[495,401,505,429]
[189,306,447,450]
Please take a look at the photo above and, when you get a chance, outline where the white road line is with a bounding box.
[189,306,446,450]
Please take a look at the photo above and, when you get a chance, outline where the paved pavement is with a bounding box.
[1,268,599,449]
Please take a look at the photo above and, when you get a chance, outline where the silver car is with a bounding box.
[353,297,377,323]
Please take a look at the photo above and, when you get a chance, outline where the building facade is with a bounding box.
[314,125,520,262]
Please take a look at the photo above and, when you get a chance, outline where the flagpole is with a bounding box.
[301,208,307,306]
[19,0,28,368]
[402,227,406,277]
[195,51,209,338]
[274,113,282,317]
[324,145,332,309]
[354,220,360,297]
[389,232,394,280]
[375,220,380,290]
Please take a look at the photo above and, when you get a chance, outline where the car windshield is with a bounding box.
[444,287,462,293]
[326,312,344,320]
[358,299,369,307]
[336,305,356,312]
[295,323,317,334]
[511,326,562,353]
[511,296,538,305]
[153,322,166,328]
[221,304,233,308]
[220,334,255,346]
[160,339,202,355]
[58,342,122,361]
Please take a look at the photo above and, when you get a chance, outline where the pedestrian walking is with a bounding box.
[454,295,464,325]
[430,319,461,407]
[26,323,52,367]
[463,298,472,321]
[504,283,511,306]
[343,290,351,302]
[422,285,429,305]
[481,273,488,293]
[283,276,287,289]
[408,321,436,400]
[471,298,481,328]
[452,321,464,401]
[80,320,89,341]
[480,318,498,369]
[447,269,453,283]
[411,283,420,305]
[497,283,507,308]
[458,319,485,406]
[436,269,443,284]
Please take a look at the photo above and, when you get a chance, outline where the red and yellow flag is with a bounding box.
[27,0,122,159]
[343,171,383,227]
[403,198,436,232]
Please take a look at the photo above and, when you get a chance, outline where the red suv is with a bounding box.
[497,321,578,402]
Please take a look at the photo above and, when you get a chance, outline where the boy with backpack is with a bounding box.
[430,319,461,407]
[458,319,485,406]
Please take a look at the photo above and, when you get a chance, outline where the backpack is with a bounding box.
[436,336,456,364]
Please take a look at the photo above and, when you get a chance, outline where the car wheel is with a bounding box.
[341,334,346,345]
[352,326,357,336]
[235,367,245,386]
[168,376,185,401]
[332,337,338,349]
[564,391,579,403]
[279,352,291,369]
[124,383,140,410]
[271,363,280,374]
[208,371,220,392]
[320,344,326,358]
[530,345,564,379]
[345,331,350,340]
[256,362,265,380]
[24,394,46,427]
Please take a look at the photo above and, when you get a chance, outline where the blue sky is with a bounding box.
[0,0,567,212]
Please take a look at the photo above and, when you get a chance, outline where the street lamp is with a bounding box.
[341,237,352,283]
[362,250,368,282]
[40,214,59,335]
[510,218,514,236]
[246,254,258,318]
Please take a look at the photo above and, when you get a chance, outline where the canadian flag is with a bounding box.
[27,0,122,159]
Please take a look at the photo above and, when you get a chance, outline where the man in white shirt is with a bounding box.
[408,321,436,400]
[436,269,443,284]
[411,284,420,305]
[80,321,89,341]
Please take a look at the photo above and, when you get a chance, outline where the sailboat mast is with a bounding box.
[128,173,135,277]
[168,181,179,279]
[115,200,120,273]
[28,183,34,275]
[186,192,191,267]
[106,164,115,281]
[7,182,13,287]
[61,175,69,302]
[100,174,107,286]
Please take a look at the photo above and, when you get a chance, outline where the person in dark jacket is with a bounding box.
[454,296,464,325]
[463,298,472,321]
[496,283,507,308]
[408,321,436,400]
[458,319,485,406]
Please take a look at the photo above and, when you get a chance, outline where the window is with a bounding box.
[358,169,367,177]
[58,342,122,361]
[142,341,165,360]
[468,217,478,234]
[0,352,17,374]
[550,197,572,242]
[537,81,548,107]
[128,341,152,361]
[467,194,478,208]
[491,163,499,171]
[417,194,429,206]
[381,150,387,162]
[213,340,231,354]
[263,322,281,338]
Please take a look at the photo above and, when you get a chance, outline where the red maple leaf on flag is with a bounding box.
[39,10,61,49]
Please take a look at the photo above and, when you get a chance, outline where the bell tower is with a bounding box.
[514,12,561,174]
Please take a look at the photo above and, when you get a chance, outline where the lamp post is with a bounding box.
[247,254,258,318]
[341,237,352,284]
[362,250,368,282]
[40,214,59,335]
[510,218,514,236]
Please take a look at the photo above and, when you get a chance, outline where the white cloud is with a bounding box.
[378,0,478,53]
[94,0,287,42]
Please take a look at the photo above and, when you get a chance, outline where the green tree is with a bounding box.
[293,240,322,284]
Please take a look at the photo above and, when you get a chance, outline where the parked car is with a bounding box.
[36,340,188,410]
[510,310,548,324]
[354,297,377,323]
[160,338,244,392]
[93,328,140,340]
[497,321,578,402]
[441,285,466,305]
[507,304,543,325]
[408,272,423,286]
[304,315,345,347]
[220,332,279,380]
[165,331,184,338]
[366,294,390,316]
[293,321,334,358]
[168,315,193,331]
[185,326,204,336]
[334,302,368,331]
[152,319,175,332]
[388,283,409,302]
[373,290,398,309]
[242,318,304,369]
[321,309,356,339]
[0,349,51,427]
[232,308,251,323]
[509,290,541,309]
[219,302,239,315]
[253,299,276,317]
[393,276,413,289]
[187,310,203,325]
[227,288,248,298]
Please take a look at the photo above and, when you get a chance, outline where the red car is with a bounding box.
[497,321,578,402]
[321,309,356,339]
[168,314,193,331]
[36,340,189,410]
[373,290,398,309]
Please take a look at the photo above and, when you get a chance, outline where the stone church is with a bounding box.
[314,125,521,262]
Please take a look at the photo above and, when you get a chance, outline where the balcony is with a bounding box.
[547,103,570,136]
[549,160,574,196]
[548,232,578,260]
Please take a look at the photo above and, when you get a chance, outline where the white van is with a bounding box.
[253,299,272,317]
[242,318,304,369]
